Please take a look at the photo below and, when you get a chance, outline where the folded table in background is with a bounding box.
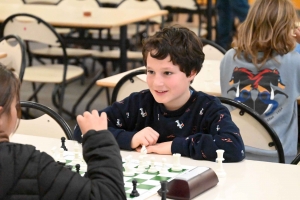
[0,2,168,72]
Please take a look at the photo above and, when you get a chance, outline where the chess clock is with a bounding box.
[158,166,218,200]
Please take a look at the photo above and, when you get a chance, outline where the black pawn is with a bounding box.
[130,179,139,197]
[75,164,80,174]
[160,181,168,200]
[61,137,68,151]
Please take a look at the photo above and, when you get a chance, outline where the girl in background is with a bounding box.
[220,0,300,163]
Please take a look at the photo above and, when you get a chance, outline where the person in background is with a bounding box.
[74,25,245,163]
[0,64,126,199]
[220,0,300,163]
[216,0,249,50]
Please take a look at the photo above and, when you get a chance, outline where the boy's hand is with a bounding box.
[77,111,107,135]
[131,127,159,149]
[136,142,172,155]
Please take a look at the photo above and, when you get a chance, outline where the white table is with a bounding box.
[10,134,300,200]
[0,2,168,72]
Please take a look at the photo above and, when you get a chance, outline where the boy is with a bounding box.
[74,25,245,162]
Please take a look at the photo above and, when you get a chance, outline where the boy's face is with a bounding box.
[146,53,196,111]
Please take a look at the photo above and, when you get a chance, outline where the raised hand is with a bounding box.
[77,111,107,135]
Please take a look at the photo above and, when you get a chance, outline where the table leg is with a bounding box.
[119,25,128,72]
[206,0,212,40]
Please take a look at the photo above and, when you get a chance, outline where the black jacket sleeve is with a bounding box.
[38,130,126,200]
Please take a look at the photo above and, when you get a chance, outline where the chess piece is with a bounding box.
[148,157,158,173]
[123,155,135,176]
[56,148,66,164]
[136,155,146,173]
[130,179,139,197]
[215,149,226,178]
[75,164,80,174]
[159,158,169,175]
[171,153,182,172]
[61,137,68,151]
[160,181,168,200]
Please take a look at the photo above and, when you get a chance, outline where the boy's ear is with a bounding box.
[189,70,197,80]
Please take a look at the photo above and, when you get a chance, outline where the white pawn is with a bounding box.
[159,158,169,175]
[136,155,146,173]
[171,153,182,172]
[148,157,158,173]
[215,149,226,178]
[57,148,66,163]
[123,155,135,176]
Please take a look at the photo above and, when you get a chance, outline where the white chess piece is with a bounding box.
[171,153,182,171]
[123,155,135,176]
[136,155,146,173]
[148,157,158,173]
[159,158,169,175]
[57,148,66,163]
[215,149,226,178]
[141,145,147,155]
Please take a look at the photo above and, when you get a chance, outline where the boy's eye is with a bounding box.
[147,70,154,74]
[164,72,172,75]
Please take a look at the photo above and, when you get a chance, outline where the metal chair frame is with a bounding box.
[217,97,285,163]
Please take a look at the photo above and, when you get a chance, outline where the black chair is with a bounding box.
[111,69,147,104]
[18,101,73,140]
[0,34,26,82]
[291,153,300,165]
[217,97,285,163]
[201,38,227,54]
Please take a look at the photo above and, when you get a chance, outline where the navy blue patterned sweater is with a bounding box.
[74,90,245,162]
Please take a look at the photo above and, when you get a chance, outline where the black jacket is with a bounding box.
[0,130,126,200]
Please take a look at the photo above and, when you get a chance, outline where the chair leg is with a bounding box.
[85,87,110,111]
[29,83,46,102]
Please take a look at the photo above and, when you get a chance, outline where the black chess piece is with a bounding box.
[160,181,168,200]
[130,179,139,197]
[75,164,80,174]
[61,137,68,151]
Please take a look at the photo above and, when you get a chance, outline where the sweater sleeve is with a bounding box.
[171,99,245,162]
[38,130,126,200]
[73,93,142,149]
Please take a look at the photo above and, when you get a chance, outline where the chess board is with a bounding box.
[122,158,195,200]
[60,151,195,200]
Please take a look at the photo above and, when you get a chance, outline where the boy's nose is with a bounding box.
[153,75,164,86]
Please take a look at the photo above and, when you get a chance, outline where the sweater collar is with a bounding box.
[158,89,197,117]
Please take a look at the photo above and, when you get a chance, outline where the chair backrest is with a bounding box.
[111,69,148,104]
[0,13,68,75]
[118,0,163,24]
[217,97,285,163]
[22,0,62,5]
[0,35,26,82]
[291,153,300,165]
[17,101,73,140]
[201,38,226,61]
